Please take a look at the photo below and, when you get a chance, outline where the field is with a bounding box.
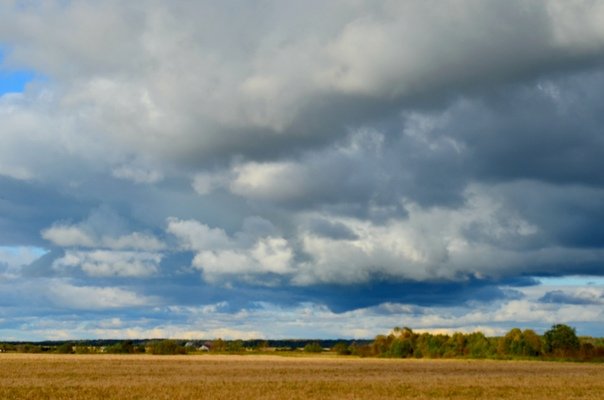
[0,354,603,399]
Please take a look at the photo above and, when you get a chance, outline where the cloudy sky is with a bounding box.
[1,0,604,341]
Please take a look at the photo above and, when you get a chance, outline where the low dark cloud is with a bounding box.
[0,176,92,246]
[539,290,603,305]
[306,218,359,241]
[294,279,523,313]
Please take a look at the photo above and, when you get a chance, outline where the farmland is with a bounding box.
[0,354,602,399]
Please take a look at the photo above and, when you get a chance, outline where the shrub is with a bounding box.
[304,342,323,353]
[147,340,186,355]
[465,332,494,358]
[16,344,42,353]
[56,343,74,354]
[106,341,137,354]
[332,342,351,355]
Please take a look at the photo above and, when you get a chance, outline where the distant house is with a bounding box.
[198,341,213,352]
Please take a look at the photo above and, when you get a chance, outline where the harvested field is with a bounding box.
[0,354,603,399]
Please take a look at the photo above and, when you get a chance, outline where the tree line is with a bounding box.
[342,324,604,361]
[1,324,602,361]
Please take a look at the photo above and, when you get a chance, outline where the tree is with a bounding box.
[147,340,186,355]
[210,339,226,352]
[498,328,542,357]
[56,342,74,354]
[254,340,269,352]
[0,343,15,352]
[371,335,393,356]
[415,333,448,358]
[227,340,244,353]
[349,343,372,357]
[465,332,494,358]
[444,333,467,357]
[332,342,351,355]
[106,341,135,354]
[521,329,542,357]
[74,345,95,354]
[304,342,323,353]
[389,338,414,358]
[543,324,579,357]
[498,328,522,356]
[16,344,41,353]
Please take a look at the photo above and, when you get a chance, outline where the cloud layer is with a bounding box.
[0,0,604,339]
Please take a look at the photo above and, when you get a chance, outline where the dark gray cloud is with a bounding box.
[0,176,92,246]
[305,218,359,241]
[540,289,604,305]
[1,1,604,170]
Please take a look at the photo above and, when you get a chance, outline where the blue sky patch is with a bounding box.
[0,69,35,94]
[0,48,36,95]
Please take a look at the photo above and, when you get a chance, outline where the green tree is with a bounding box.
[304,342,323,353]
[0,343,16,352]
[543,324,580,357]
[498,328,522,356]
[227,340,244,353]
[389,338,413,357]
[74,345,95,354]
[415,333,448,358]
[498,328,542,357]
[16,344,42,353]
[522,329,542,357]
[371,335,393,356]
[389,327,416,358]
[349,343,372,357]
[56,342,74,354]
[254,340,269,352]
[106,341,136,354]
[465,332,494,358]
[332,342,351,355]
[210,338,226,352]
[147,340,186,355]
[444,333,467,357]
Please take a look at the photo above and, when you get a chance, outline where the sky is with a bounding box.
[1,0,604,341]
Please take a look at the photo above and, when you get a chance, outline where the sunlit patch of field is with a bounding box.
[0,354,603,399]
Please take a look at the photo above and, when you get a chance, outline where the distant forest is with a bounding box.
[355,324,604,361]
[1,324,603,362]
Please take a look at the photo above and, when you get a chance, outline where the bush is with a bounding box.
[56,343,74,354]
[389,338,413,358]
[333,342,351,355]
[210,339,226,352]
[0,343,16,352]
[74,346,96,354]
[304,342,323,353]
[16,344,42,353]
[147,340,186,355]
[349,343,372,357]
[227,340,244,353]
[106,341,138,354]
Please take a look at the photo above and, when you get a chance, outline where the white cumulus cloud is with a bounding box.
[48,281,157,309]
[53,250,162,278]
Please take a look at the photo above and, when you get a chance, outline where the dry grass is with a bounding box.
[0,353,603,399]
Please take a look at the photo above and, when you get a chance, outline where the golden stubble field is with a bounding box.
[0,354,603,399]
